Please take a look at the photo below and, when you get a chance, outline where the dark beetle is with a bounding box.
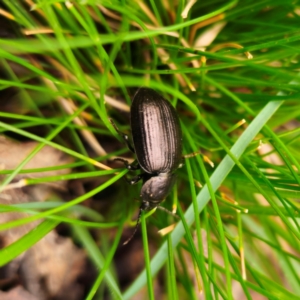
[112,87,182,244]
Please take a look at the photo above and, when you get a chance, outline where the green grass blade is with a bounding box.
[123,87,286,299]
[0,219,59,266]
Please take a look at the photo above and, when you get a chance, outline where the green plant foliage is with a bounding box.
[0,0,299,299]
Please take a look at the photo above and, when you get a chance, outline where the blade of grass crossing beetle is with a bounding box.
[123,76,298,299]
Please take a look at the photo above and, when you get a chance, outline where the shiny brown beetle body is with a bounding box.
[131,87,182,210]
[112,87,182,244]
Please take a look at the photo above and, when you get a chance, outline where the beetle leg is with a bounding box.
[123,207,143,245]
[114,158,140,171]
[126,174,144,185]
[110,118,135,153]
[123,135,135,153]
[156,206,180,220]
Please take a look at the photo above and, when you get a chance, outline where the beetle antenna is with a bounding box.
[123,208,143,246]
[157,206,180,220]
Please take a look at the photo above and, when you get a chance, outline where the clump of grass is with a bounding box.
[0,1,299,299]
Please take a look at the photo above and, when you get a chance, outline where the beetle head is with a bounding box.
[123,173,177,245]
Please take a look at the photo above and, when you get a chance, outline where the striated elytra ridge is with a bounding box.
[130,87,182,175]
